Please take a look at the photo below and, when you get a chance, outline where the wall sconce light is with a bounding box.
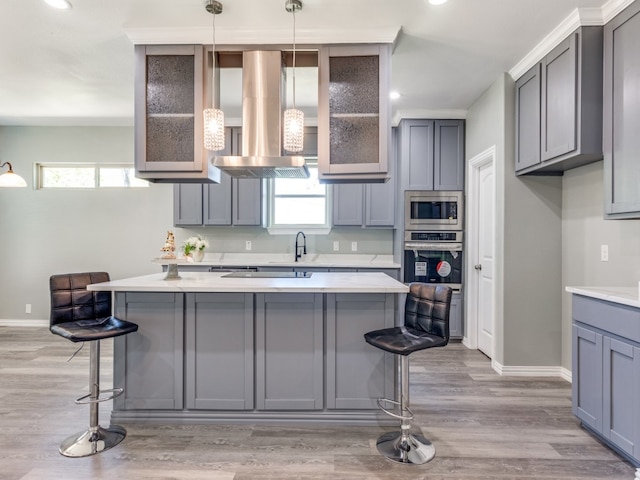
[203,0,225,151]
[0,162,27,187]
[283,0,304,153]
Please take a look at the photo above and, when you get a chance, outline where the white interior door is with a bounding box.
[476,161,494,357]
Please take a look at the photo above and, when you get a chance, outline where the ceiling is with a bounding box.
[0,0,620,126]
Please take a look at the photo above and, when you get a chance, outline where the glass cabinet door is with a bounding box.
[135,45,208,179]
[318,45,390,180]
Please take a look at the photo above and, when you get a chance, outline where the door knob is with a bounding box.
[474,264,482,270]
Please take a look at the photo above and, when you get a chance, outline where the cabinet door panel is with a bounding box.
[604,4,640,216]
[449,292,463,338]
[233,178,262,226]
[434,120,465,191]
[326,293,395,409]
[572,324,603,432]
[204,174,232,225]
[602,337,640,456]
[185,293,254,410]
[318,45,390,178]
[114,292,184,410]
[541,34,577,161]
[400,119,434,190]
[174,184,203,226]
[135,45,207,178]
[255,293,324,410]
[333,184,364,226]
[515,64,541,171]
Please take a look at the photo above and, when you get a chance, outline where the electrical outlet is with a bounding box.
[351,241,357,252]
[245,240,252,251]
[333,241,339,251]
[601,244,608,262]
[25,304,31,314]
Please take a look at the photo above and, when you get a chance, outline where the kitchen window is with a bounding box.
[267,162,330,232]
[37,164,149,189]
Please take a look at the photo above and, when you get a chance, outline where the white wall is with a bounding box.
[466,73,563,368]
[561,161,640,368]
[0,126,174,319]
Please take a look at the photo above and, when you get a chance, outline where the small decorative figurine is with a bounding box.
[160,230,176,259]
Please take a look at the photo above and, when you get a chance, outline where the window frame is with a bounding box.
[36,163,149,189]
[266,160,332,234]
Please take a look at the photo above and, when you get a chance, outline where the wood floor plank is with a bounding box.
[0,326,636,480]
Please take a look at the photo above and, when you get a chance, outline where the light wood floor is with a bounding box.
[0,326,637,480]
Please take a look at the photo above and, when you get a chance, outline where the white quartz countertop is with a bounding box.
[566,286,640,309]
[88,271,409,294]
[158,253,400,269]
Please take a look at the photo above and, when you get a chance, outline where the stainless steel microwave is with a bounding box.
[404,190,464,231]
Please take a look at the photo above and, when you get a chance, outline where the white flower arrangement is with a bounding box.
[182,235,209,256]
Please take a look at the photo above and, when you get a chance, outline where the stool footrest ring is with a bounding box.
[377,397,414,421]
[75,387,124,405]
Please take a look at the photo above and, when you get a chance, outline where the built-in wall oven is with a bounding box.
[403,231,463,290]
[405,190,464,231]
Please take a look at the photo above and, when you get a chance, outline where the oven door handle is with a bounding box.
[404,242,463,251]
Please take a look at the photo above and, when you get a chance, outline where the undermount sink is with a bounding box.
[221,271,313,279]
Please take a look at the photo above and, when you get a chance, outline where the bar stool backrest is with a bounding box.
[49,272,111,327]
[404,283,452,341]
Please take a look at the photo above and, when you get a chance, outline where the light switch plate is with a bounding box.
[601,244,608,262]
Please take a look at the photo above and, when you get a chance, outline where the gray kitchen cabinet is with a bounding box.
[399,119,465,191]
[332,150,396,227]
[173,127,262,226]
[318,44,391,182]
[113,292,184,410]
[573,324,603,431]
[326,293,395,409]
[185,293,254,410]
[515,27,603,175]
[604,1,640,218]
[255,293,324,410]
[449,292,463,339]
[332,184,364,226]
[571,294,640,464]
[134,45,219,183]
[515,64,541,171]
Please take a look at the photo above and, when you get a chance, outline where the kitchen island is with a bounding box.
[89,271,408,426]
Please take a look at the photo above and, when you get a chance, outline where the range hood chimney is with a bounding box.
[213,51,309,179]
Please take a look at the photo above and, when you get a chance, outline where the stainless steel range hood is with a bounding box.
[213,51,309,179]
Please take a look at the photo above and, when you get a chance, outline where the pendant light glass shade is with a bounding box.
[204,0,225,152]
[283,0,304,153]
[0,162,27,187]
[204,107,225,151]
[283,108,304,153]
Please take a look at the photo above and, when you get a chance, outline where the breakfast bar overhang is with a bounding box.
[88,271,409,426]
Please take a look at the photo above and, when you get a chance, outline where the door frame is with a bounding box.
[464,145,496,354]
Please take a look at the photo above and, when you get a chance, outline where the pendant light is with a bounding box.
[203,0,225,151]
[0,162,27,187]
[283,0,304,153]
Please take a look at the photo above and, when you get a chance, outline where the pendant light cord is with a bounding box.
[211,5,216,110]
[292,7,296,109]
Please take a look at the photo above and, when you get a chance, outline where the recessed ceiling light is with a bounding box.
[428,0,448,5]
[390,91,401,100]
[43,0,72,9]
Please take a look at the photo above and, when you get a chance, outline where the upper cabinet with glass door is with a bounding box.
[317,44,391,182]
[134,45,220,183]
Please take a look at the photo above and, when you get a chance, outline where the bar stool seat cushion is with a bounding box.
[51,316,138,343]
[364,325,447,356]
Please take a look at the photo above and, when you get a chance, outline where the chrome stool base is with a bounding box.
[376,430,436,465]
[59,424,127,458]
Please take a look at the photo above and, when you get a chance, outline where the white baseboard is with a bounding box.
[492,360,572,383]
[0,319,48,327]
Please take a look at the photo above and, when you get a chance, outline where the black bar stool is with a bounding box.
[364,283,452,464]
[49,272,138,457]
